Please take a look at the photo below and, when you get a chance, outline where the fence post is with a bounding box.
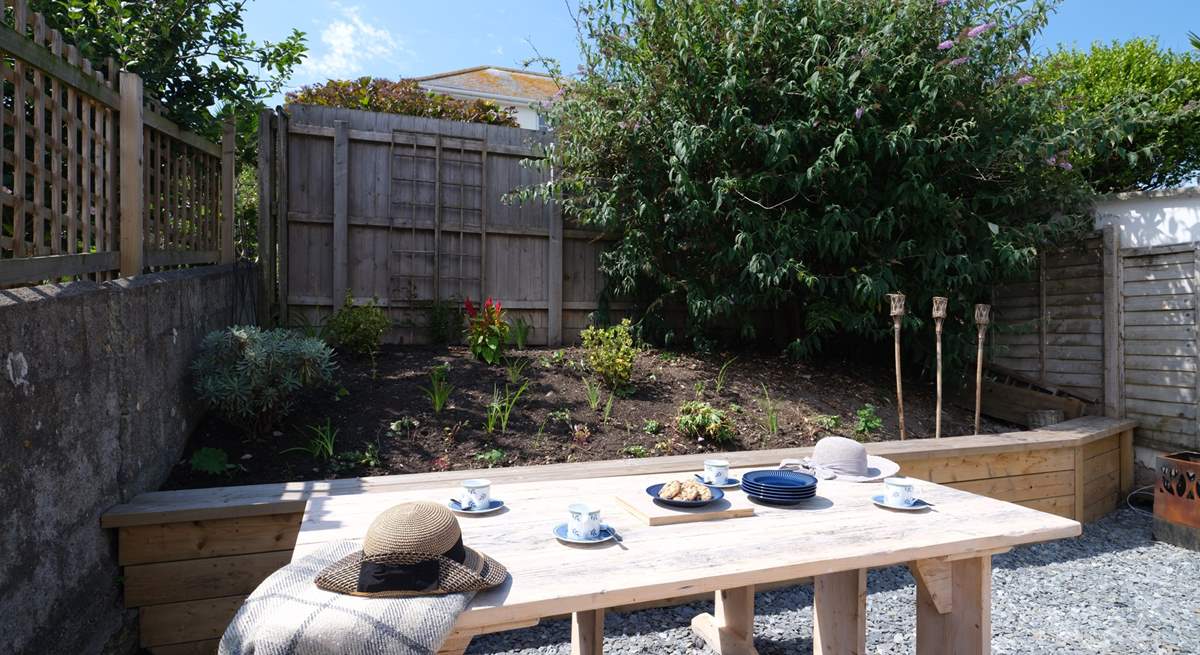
[276,108,289,326]
[547,208,563,345]
[220,117,236,264]
[257,109,275,325]
[332,119,349,306]
[118,71,144,277]
[1101,224,1123,418]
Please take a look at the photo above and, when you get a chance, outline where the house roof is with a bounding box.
[414,66,560,103]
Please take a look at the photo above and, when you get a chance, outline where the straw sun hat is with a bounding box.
[797,436,900,482]
[316,502,507,597]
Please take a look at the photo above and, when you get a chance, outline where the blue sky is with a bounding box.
[244,1,1199,104]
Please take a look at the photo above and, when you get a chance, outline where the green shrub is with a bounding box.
[464,297,510,365]
[676,400,734,445]
[288,77,519,126]
[580,319,636,391]
[519,0,1149,358]
[326,291,390,356]
[192,326,336,435]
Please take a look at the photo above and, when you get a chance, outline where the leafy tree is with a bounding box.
[29,0,306,159]
[520,0,1149,359]
[1036,39,1200,192]
[288,77,519,127]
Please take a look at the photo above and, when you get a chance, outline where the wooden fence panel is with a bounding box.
[0,0,229,287]
[992,237,1106,403]
[275,104,615,345]
[1120,243,1199,451]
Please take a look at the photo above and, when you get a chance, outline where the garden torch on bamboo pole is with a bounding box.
[932,297,948,439]
[973,303,991,435]
[888,293,907,440]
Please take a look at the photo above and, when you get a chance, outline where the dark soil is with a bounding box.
[163,345,1014,490]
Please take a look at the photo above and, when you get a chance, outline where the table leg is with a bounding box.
[915,554,991,655]
[690,585,760,655]
[435,633,471,655]
[813,568,866,655]
[571,608,604,655]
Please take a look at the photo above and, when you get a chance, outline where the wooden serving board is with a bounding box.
[615,491,755,526]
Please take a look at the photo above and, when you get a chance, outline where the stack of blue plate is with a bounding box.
[741,470,818,505]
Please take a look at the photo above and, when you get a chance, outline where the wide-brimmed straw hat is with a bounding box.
[798,436,900,482]
[315,501,507,597]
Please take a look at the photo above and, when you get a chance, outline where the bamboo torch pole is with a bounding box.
[973,303,991,435]
[932,296,948,439]
[888,293,907,440]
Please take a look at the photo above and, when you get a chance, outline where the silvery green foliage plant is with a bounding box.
[518,0,1151,362]
[192,326,336,435]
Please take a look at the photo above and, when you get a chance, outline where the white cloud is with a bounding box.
[297,3,412,80]
[494,45,505,56]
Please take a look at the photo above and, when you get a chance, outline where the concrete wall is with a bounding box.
[1094,186,1200,248]
[0,264,256,655]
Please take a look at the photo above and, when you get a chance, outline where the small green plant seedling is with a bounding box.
[758,383,780,436]
[602,393,615,423]
[694,380,708,398]
[714,356,737,394]
[484,381,529,433]
[854,404,883,441]
[504,357,530,384]
[676,401,735,445]
[621,444,650,458]
[476,448,506,467]
[511,316,533,349]
[583,377,604,411]
[421,363,455,413]
[282,420,339,462]
[389,416,420,435]
[813,414,842,431]
[642,419,662,435]
[549,408,572,424]
[189,447,233,476]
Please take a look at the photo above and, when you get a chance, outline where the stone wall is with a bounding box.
[0,264,257,655]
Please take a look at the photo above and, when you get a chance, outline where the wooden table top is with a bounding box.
[292,467,1081,630]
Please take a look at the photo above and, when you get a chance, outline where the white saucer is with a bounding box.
[871,495,931,511]
[553,523,616,544]
[694,473,741,489]
[448,499,505,514]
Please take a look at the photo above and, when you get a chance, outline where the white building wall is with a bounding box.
[1094,187,1200,248]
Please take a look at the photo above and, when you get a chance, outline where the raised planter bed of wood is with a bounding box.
[101,416,1134,654]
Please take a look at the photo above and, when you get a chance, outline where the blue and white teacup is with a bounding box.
[703,459,730,485]
[883,477,916,507]
[458,479,492,511]
[567,503,602,540]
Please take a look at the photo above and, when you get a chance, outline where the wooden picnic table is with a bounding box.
[290,466,1081,655]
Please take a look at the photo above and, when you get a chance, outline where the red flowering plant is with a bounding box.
[463,297,510,365]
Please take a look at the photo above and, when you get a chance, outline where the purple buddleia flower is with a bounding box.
[937,39,955,50]
[1016,75,1035,86]
[949,57,969,66]
[936,0,950,6]
[855,106,865,121]
[1058,161,1073,171]
[967,22,996,38]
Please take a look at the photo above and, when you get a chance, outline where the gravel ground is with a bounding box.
[467,508,1200,655]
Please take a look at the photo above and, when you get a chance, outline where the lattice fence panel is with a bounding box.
[0,0,119,282]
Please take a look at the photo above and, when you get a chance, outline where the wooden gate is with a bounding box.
[258,104,619,345]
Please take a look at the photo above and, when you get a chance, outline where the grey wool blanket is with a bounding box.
[219,540,472,655]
